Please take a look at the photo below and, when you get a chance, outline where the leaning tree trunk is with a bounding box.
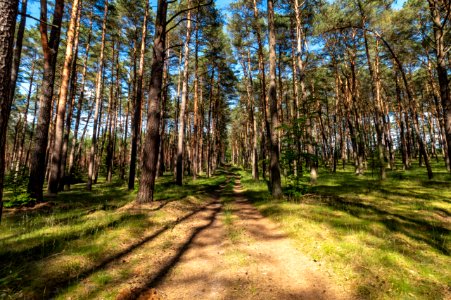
[267,0,282,198]
[136,0,168,203]
[28,0,65,201]
[0,0,19,223]
[382,38,433,179]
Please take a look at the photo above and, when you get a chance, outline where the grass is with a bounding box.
[0,172,228,299]
[239,159,451,299]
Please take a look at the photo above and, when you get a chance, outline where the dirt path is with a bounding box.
[140,175,348,300]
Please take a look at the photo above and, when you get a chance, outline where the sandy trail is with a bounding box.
[140,174,347,300]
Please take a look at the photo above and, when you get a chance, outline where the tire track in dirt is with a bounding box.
[141,172,349,299]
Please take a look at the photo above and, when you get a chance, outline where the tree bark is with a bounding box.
[192,11,199,180]
[67,11,92,187]
[136,0,168,203]
[267,0,282,198]
[48,0,81,194]
[87,0,108,190]
[129,0,149,190]
[0,0,19,222]
[363,33,386,179]
[28,0,65,201]
[428,0,451,172]
[9,0,27,103]
[176,8,192,185]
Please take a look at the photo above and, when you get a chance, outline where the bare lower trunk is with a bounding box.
[28,0,64,201]
[176,9,192,185]
[267,0,282,198]
[87,0,108,190]
[48,0,80,194]
[0,0,19,222]
[137,0,168,203]
[129,2,149,190]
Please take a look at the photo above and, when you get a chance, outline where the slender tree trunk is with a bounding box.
[0,0,19,222]
[48,0,80,194]
[267,0,282,198]
[363,34,386,179]
[9,0,27,103]
[106,40,116,182]
[129,1,149,190]
[87,0,108,190]
[428,0,451,172]
[28,0,65,201]
[158,35,170,177]
[15,55,35,172]
[206,70,214,178]
[67,11,92,187]
[137,0,168,203]
[176,8,192,185]
[384,40,433,179]
[59,2,82,191]
[192,12,199,180]
[252,0,269,179]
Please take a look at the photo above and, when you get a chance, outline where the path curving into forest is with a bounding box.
[138,172,348,300]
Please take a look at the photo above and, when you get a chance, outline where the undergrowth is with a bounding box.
[238,160,451,299]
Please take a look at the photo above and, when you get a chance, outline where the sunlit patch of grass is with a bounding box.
[224,249,250,268]
[92,271,113,285]
[0,170,229,299]
[238,162,451,299]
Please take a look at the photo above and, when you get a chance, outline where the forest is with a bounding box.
[0,0,449,298]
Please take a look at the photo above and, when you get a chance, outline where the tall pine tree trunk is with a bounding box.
[48,0,81,194]
[0,0,19,223]
[428,0,450,172]
[267,0,282,198]
[137,0,168,202]
[28,0,64,201]
[87,0,108,190]
[129,0,149,190]
[9,0,27,103]
[176,8,192,185]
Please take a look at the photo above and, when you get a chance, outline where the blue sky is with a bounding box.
[27,0,407,29]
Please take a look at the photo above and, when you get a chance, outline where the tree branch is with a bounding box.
[18,12,60,28]
[166,18,197,34]
[166,0,213,25]
[165,43,184,52]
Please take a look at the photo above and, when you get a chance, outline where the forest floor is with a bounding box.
[0,163,450,299]
[0,168,347,299]
[138,172,347,300]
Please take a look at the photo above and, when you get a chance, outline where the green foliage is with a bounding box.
[284,175,310,200]
[3,169,34,207]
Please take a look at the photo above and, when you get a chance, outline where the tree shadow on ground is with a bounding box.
[0,172,229,298]
[130,204,222,299]
[319,196,450,255]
